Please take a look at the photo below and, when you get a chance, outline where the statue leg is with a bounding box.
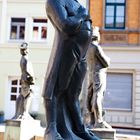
[44,97,64,140]
[12,82,32,119]
[93,91,112,129]
[87,83,96,127]
[92,71,105,122]
[92,71,112,129]
[90,112,95,127]
[44,42,80,140]
[12,94,24,119]
[93,91,104,123]
[22,92,33,119]
[65,60,100,140]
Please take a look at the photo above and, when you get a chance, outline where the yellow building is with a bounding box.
[90,0,140,129]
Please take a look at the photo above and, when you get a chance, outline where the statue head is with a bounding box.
[20,42,29,55]
[92,26,100,43]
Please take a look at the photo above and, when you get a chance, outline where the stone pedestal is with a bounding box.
[0,124,5,140]
[0,132,4,140]
[4,119,40,140]
[91,128,116,140]
[34,136,43,140]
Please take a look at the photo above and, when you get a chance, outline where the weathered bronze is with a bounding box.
[87,27,112,129]
[12,42,35,120]
[43,0,100,139]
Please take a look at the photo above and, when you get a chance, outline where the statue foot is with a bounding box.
[20,113,34,120]
[44,132,64,140]
[94,121,112,129]
[12,115,21,120]
[12,114,22,120]
[44,123,64,140]
[12,113,34,120]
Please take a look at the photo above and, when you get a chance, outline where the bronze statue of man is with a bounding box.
[43,0,100,139]
[87,27,112,129]
[12,42,35,120]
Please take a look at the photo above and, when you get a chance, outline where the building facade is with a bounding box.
[0,0,55,124]
[90,0,140,128]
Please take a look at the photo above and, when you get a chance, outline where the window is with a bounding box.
[10,79,21,101]
[10,18,25,40]
[103,73,133,111]
[32,19,47,41]
[105,0,126,29]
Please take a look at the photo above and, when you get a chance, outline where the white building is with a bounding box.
[0,0,88,125]
[0,0,55,124]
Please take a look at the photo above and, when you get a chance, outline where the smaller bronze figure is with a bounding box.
[12,42,35,120]
[87,27,112,129]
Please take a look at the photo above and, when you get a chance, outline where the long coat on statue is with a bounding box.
[43,0,92,99]
[42,0,100,139]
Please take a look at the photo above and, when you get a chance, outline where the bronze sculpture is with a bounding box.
[43,0,100,139]
[87,27,112,129]
[12,42,35,120]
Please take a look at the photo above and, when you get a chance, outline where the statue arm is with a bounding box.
[46,1,89,35]
[94,44,110,67]
[24,60,35,84]
[27,62,35,84]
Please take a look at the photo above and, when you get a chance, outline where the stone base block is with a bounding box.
[34,136,43,140]
[4,119,40,140]
[0,132,4,140]
[91,128,116,140]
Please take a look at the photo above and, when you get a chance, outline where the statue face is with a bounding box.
[20,49,28,55]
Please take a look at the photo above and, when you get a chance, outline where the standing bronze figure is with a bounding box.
[43,0,100,139]
[87,27,112,129]
[12,42,35,120]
